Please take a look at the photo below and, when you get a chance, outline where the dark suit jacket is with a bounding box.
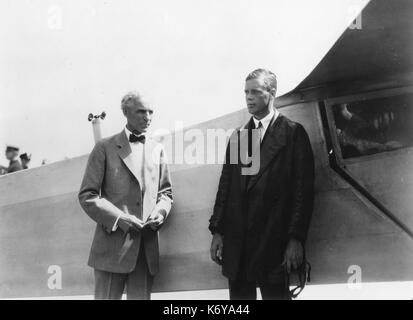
[209,113,314,281]
[7,159,22,173]
[78,130,173,275]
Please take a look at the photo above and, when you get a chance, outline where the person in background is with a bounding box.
[0,145,22,174]
[20,153,31,170]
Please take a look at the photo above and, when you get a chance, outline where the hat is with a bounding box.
[20,153,31,161]
[6,145,19,152]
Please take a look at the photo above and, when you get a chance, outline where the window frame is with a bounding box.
[324,85,413,166]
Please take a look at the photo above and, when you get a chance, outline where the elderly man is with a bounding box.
[209,69,315,300]
[79,91,173,299]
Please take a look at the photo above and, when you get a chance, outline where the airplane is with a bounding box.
[0,0,412,299]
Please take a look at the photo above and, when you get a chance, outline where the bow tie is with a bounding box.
[129,133,146,144]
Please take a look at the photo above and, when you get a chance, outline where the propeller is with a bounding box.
[88,111,106,121]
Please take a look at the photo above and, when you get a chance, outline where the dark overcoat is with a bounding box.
[209,113,315,281]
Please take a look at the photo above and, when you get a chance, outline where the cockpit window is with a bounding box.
[331,93,413,159]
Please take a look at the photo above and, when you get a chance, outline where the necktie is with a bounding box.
[129,133,146,144]
[256,121,263,142]
[245,120,262,185]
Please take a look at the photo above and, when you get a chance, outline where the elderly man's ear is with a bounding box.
[270,87,276,97]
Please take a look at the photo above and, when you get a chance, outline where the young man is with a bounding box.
[79,91,173,299]
[209,69,315,300]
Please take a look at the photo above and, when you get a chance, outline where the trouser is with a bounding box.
[229,246,290,300]
[229,277,290,300]
[94,241,154,300]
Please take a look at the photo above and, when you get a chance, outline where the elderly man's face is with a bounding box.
[123,100,153,134]
[244,78,274,120]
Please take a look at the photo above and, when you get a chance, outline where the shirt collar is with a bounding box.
[125,126,144,138]
[252,107,278,130]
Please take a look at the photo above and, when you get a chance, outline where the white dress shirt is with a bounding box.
[112,127,146,231]
[252,107,279,142]
[124,126,146,191]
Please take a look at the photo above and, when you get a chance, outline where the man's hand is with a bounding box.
[210,233,224,265]
[146,212,165,231]
[118,215,144,233]
[282,238,303,274]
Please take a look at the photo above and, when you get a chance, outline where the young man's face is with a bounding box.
[244,78,274,119]
[123,100,153,134]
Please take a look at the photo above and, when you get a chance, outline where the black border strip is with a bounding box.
[318,101,413,239]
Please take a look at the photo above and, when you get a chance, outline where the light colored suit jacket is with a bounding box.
[78,130,173,274]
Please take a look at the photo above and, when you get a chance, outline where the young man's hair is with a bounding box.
[245,68,277,93]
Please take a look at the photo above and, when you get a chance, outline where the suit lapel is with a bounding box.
[115,130,143,188]
[143,137,156,192]
[142,139,157,221]
[246,114,287,192]
[239,118,254,194]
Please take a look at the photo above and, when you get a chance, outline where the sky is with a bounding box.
[0,0,369,167]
